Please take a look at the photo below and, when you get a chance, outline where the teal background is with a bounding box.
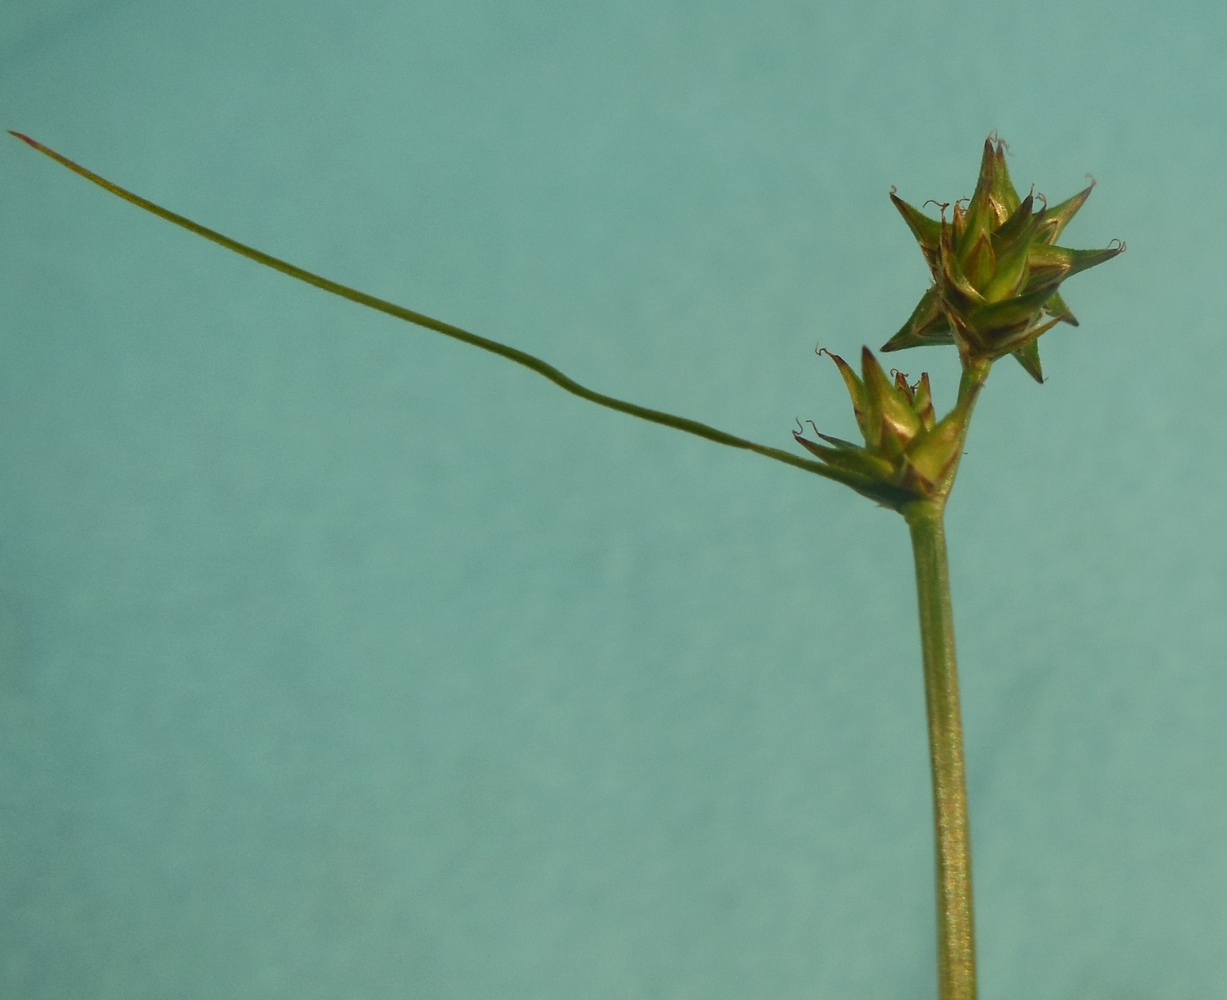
[2,2,1224,997]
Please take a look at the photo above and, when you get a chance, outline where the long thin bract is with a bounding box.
[10,131,845,484]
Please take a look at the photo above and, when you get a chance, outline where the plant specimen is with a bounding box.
[10,129,1123,999]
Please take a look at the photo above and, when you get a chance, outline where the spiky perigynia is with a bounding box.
[885,135,1124,382]
[793,347,972,509]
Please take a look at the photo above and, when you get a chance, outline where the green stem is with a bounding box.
[903,499,976,1000]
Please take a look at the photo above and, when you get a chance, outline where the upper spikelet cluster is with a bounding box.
[884,136,1123,382]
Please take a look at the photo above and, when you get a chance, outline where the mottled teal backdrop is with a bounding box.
[2,1,1224,997]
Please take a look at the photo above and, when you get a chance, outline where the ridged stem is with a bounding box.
[903,499,976,1000]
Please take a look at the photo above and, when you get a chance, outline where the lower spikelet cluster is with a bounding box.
[793,348,970,508]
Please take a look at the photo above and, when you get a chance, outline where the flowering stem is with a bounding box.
[903,498,976,1000]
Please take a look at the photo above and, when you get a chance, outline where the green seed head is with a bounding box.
[794,347,970,508]
[884,136,1124,382]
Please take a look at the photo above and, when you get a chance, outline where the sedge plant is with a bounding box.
[10,129,1123,999]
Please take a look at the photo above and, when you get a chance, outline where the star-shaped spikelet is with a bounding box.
[793,348,971,508]
[884,136,1123,382]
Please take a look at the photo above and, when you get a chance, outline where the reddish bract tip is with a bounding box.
[8,130,40,148]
